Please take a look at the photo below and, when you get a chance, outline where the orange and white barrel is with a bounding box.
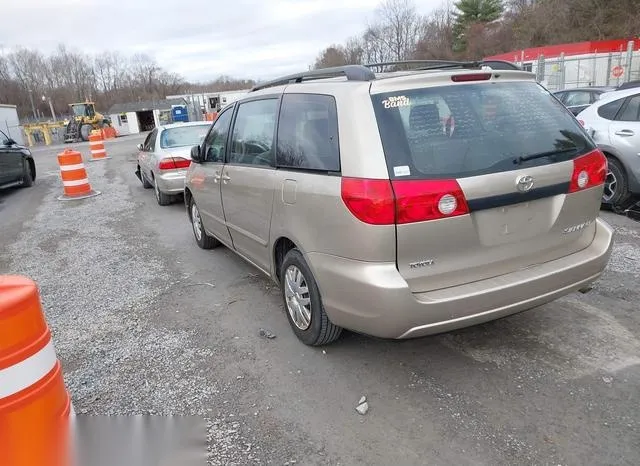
[89,132,110,161]
[57,149,100,201]
[0,275,72,466]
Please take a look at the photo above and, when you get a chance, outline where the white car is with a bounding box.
[577,87,640,209]
[136,121,211,205]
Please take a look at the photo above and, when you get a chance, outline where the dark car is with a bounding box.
[0,130,36,190]
[617,80,640,91]
[553,86,617,116]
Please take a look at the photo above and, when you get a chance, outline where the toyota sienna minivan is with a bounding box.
[184,62,614,346]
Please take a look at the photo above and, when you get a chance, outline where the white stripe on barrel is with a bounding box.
[63,178,90,187]
[89,141,103,147]
[91,149,106,155]
[59,163,86,171]
[0,339,57,398]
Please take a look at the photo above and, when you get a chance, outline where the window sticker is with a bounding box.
[393,165,411,177]
[382,95,411,109]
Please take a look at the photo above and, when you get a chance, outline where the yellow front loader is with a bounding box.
[63,102,112,143]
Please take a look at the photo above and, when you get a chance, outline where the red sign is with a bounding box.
[612,65,624,78]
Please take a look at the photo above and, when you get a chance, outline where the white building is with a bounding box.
[166,89,251,114]
[0,104,25,145]
[107,98,190,135]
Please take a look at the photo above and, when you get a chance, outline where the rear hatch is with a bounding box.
[369,71,606,292]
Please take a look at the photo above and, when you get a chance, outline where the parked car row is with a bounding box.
[553,84,640,210]
[137,62,613,346]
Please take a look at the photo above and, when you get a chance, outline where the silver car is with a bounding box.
[136,121,211,205]
[577,87,640,209]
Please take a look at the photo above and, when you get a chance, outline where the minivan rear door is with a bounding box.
[370,73,604,293]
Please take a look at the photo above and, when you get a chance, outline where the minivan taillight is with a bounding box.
[569,149,607,193]
[341,178,395,225]
[158,157,191,170]
[341,178,470,225]
[392,179,469,223]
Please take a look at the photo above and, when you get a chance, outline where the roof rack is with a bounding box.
[364,59,521,72]
[250,65,376,92]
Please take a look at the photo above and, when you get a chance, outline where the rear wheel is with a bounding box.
[153,177,173,206]
[280,249,342,346]
[189,198,219,249]
[603,157,631,210]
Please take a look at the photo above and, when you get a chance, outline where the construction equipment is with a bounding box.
[63,102,112,143]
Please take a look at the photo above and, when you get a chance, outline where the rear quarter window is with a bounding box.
[276,94,340,172]
[598,99,624,120]
[371,81,594,180]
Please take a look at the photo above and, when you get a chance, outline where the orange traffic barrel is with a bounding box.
[56,149,101,201]
[101,127,117,139]
[0,275,71,466]
[88,132,110,161]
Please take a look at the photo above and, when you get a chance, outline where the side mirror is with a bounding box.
[137,143,143,151]
[190,145,203,163]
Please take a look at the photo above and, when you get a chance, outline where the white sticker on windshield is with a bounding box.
[394,165,411,177]
[382,95,411,109]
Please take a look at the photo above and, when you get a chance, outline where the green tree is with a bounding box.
[453,0,504,53]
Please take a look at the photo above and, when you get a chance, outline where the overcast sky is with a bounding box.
[1,0,441,82]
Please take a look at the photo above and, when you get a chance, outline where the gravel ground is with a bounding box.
[1,137,639,465]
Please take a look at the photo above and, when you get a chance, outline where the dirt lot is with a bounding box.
[1,135,639,465]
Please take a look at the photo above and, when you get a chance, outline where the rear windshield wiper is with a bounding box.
[515,146,579,165]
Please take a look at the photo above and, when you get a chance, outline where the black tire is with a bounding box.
[153,177,174,206]
[79,124,92,142]
[280,248,342,346]
[140,168,152,189]
[21,159,34,187]
[189,198,220,249]
[603,157,631,210]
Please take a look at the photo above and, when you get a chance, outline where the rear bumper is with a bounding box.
[307,218,614,339]
[155,170,187,194]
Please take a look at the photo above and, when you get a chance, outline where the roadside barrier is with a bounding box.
[89,132,110,161]
[101,127,117,140]
[0,275,72,466]
[57,148,101,201]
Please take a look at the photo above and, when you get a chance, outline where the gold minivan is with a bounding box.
[185,63,614,346]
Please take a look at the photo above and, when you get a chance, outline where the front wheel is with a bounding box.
[79,124,92,142]
[21,159,34,187]
[189,198,219,249]
[280,249,342,346]
[140,168,152,189]
[603,157,631,210]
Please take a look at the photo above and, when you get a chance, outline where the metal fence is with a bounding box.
[532,41,640,91]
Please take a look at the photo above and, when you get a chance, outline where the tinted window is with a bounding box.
[203,107,233,162]
[160,124,210,149]
[276,94,340,172]
[229,99,278,167]
[598,99,624,120]
[564,91,591,106]
[618,95,640,121]
[371,81,594,180]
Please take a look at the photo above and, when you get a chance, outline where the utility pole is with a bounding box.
[28,89,37,120]
[42,95,57,122]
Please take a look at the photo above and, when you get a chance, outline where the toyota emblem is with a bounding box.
[516,175,534,192]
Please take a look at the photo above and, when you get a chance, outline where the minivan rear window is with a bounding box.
[371,81,595,180]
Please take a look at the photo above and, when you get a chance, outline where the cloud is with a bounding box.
[1,0,441,82]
